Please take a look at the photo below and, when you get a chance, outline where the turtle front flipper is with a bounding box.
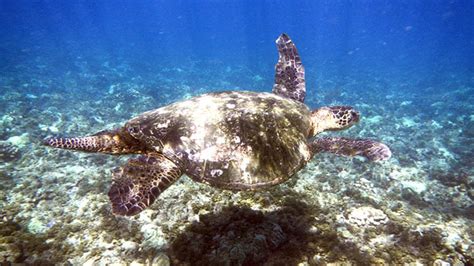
[273,33,306,103]
[310,137,391,161]
[108,154,182,216]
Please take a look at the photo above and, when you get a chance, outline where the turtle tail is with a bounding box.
[44,129,144,154]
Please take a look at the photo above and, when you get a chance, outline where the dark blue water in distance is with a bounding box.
[0,0,473,264]
[2,1,472,94]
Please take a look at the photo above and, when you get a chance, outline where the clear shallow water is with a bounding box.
[0,1,473,264]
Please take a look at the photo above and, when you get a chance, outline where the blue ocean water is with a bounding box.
[2,1,472,92]
[0,0,473,264]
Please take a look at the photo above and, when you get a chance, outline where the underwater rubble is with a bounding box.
[0,57,473,265]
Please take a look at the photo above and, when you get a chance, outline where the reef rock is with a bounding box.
[0,140,21,162]
[346,206,389,227]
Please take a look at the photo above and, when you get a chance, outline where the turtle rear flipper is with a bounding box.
[273,33,306,103]
[108,154,182,216]
[43,127,145,154]
[310,137,391,161]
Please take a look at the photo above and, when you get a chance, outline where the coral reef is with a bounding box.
[0,141,21,162]
[0,55,472,265]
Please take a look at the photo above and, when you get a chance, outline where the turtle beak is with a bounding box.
[351,110,360,124]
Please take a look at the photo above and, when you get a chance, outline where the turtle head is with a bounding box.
[44,126,147,154]
[310,106,360,135]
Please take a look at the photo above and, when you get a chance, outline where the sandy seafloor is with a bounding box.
[0,55,473,265]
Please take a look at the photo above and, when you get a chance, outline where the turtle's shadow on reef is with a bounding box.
[168,197,369,265]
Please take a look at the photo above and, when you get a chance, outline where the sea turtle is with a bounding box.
[44,34,391,216]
